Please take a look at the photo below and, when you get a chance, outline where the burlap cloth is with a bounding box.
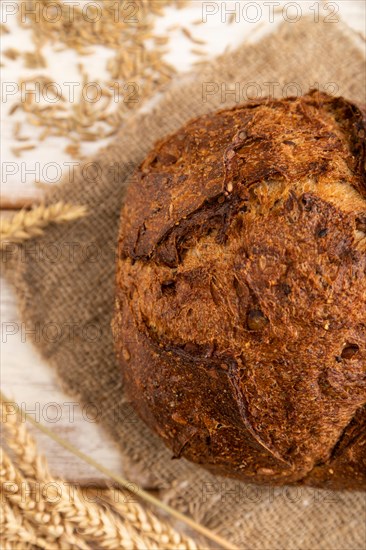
[4,18,366,550]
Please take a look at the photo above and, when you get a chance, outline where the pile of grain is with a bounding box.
[4,0,209,159]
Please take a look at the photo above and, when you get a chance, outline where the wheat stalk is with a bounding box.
[0,201,88,247]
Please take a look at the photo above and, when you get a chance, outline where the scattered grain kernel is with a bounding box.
[4,48,20,60]
[181,27,206,45]
[11,144,36,157]
[5,1,192,154]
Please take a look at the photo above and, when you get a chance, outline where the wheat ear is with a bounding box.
[1,418,159,549]
[101,489,198,550]
[0,448,91,549]
[1,403,49,481]
[0,201,88,247]
[0,500,54,550]
[1,399,199,549]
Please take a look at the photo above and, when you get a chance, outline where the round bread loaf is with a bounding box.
[112,91,366,490]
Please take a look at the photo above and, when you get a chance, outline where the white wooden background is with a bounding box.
[1,1,365,484]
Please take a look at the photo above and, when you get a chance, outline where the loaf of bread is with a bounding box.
[112,91,366,490]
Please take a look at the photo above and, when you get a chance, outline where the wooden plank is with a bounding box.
[0,197,40,210]
[0,198,37,210]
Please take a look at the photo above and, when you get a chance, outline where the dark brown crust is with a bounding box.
[113,91,366,489]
